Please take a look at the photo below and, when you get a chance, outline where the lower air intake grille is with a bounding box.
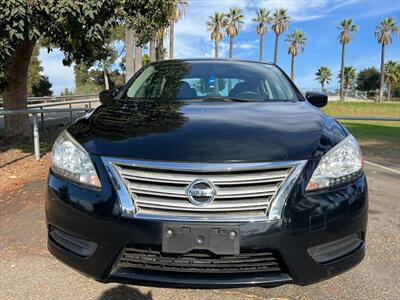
[115,246,286,274]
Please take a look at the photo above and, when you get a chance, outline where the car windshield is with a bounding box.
[123,61,298,102]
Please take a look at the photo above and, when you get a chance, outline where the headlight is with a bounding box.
[306,135,363,191]
[51,131,101,189]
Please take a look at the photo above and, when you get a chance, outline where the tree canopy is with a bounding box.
[0,0,121,71]
[356,67,380,93]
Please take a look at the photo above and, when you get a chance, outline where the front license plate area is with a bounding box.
[162,224,240,255]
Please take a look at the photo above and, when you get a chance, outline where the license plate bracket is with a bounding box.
[162,224,240,255]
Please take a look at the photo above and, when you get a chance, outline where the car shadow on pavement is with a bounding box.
[98,285,153,300]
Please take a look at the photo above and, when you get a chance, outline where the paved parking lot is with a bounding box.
[0,162,399,300]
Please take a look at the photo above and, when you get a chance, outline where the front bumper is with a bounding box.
[45,157,368,288]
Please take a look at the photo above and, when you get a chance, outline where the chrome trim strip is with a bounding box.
[102,157,135,218]
[267,160,307,221]
[101,157,307,222]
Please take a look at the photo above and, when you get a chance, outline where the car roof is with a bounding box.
[150,58,275,66]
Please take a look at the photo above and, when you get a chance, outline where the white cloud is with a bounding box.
[39,48,74,95]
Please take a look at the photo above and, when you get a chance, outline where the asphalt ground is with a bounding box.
[0,162,399,300]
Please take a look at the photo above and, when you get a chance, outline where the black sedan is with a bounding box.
[46,59,367,288]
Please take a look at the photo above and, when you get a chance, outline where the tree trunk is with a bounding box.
[156,33,164,61]
[150,35,156,62]
[169,21,174,60]
[214,40,218,58]
[291,55,295,81]
[103,68,109,90]
[124,28,135,83]
[259,34,264,62]
[387,82,391,101]
[3,40,36,141]
[379,44,385,102]
[274,34,279,64]
[229,36,233,59]
[340,43,345,101]
[134,37,142,73]
[321,82,325,93]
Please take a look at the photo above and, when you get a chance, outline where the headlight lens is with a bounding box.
[51,131,101,189]
[306,135,363,191]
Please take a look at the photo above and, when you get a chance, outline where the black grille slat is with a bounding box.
[115,247,286,274]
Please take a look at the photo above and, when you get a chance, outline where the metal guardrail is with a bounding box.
[0,106,399,160]
[0,93,98,105]
[0,107,93,160]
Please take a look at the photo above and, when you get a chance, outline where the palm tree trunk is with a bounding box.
[388,82,391,101]
[150,36,156,62]
[340,43,345,101]
[103,68,109,90]
[3,40,36,141]
[259,34,264,62]
[274,34,279,64]
[291,55,295,81]
[124,28,135,82]
[379,44,385,102]
[156,32,164,61]
[169,21,174,59]
[134,39,142,73]
[229,36,233,59]
[321,82,325,93]
[215,40,218,58]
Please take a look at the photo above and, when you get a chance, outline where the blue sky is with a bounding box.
[40,0,400,95]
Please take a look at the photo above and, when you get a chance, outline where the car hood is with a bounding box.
[68,100,347,162]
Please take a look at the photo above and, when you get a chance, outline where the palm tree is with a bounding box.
[169,0,187,60]
[207,12,225,58]
[337,66,357,97]
[338,19,358,101]
[315,66,332,93]
[156,28,166,61]
[375,17,399,101]
[253,8,271,62]
[271,8,290,64]
[384,60,400,100]
[224,7,244,59]
[285,29,306,81]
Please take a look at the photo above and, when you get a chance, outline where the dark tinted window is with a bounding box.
[125,61,297,102]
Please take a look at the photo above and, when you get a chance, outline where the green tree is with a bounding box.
[169,0,187,60]
[271,8,290,64]
[337,66,357,96]
[32,75,53,97]
[338,19,358,101]
[224,7,244,59]
[207,12,225,58]
[253,9,271,62]
[356,67,380,95]
[285,29,306,81]
[375,17,399,101]
[123,0,174,79]
[74,63,102,94]
[384,60,400,100]
[0,0,120,140]
[27,46,42,96]
[315,66,332,93]
[142,53,150,65]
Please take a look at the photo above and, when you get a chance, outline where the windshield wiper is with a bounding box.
[198,97,254,102]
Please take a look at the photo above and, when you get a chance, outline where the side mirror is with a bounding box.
[305,91,328,108]
[99,88,119,105]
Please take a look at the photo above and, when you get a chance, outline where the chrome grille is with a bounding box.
[102,158,305,222]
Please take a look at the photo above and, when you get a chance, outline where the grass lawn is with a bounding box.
[322,102,400,165]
